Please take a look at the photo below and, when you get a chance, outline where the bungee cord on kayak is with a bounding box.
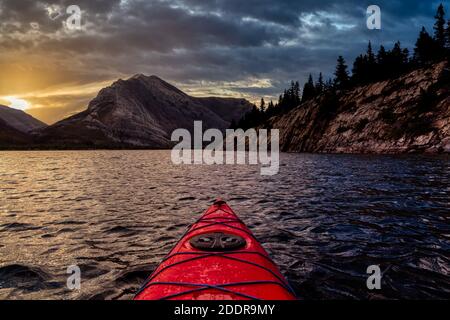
[134,200,297,300]
[137,280,292,300]
[135,252,296,298]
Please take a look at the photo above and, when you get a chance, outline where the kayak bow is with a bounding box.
[134,200,296,300]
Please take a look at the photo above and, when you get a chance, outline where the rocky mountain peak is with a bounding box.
[36,75,253,148]
[99,73,188,101]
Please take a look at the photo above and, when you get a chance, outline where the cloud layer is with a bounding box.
[0,0,446,123]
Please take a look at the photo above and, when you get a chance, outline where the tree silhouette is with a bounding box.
[276,81,301,113]
[260,98,266,112]
[434,4,446,48]
[375,45,387,79]
[236,105,263,130]
[294,81,301,106]
[367,41,376,63]
[388,41,409,74]
[316,72,324,94]
[325,78,333,91]
[351,42,380,84]
[334,56,349,89]
[366,41,377,79]
[302,74,316,102]
[377,45,387,64]
[352,54,366,84]
[414,27,437,64]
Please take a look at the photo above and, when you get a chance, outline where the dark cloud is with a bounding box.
[0,0,448,121]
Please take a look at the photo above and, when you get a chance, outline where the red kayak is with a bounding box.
[134,200,296,300]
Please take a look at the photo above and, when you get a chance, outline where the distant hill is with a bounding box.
[34,75,253,148]
[0,105,47,148]
[0,105,47,132]
[0,118,32,147]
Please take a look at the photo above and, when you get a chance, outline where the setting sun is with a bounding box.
[2,96,30,111]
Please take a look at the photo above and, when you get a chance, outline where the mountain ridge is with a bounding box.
[0,105,47,132]
[34,74,253,148]
[0,117,33,148]
[0,105,47,148]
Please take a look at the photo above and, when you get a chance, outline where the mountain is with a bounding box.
[0,105,47,133]
[269,61,449,153]
[0,105,47,148]
[35,75,253,148]
[0,118,32,147]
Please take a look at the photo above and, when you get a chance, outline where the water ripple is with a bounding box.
[0,151,449,299]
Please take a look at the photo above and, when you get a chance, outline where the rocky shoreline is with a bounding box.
[269,61,449,154]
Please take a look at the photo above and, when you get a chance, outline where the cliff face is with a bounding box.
[35,75,252,148]
[270,61,450,153]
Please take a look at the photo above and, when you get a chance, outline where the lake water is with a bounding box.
[0,151,449,300]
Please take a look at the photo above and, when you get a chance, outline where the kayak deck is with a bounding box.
[134,200,296,300]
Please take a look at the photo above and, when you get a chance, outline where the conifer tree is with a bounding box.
[302,74,316,102]
[377,45,387,64]
[334,56,349,89]
[434,3,446,48]
[414,27,437,64]
[325,78,333,91]
[260,98,266,112]
[315,72,324,93]
[353,54,369,84]
[367,41,377,82]
[294,81,301,105]
[390,41,407,73]
[402,48,410,65]
[367,41,376,65]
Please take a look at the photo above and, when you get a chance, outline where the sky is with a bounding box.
[0,0,448,124]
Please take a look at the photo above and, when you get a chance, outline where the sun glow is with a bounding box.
[2,96,30,111]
